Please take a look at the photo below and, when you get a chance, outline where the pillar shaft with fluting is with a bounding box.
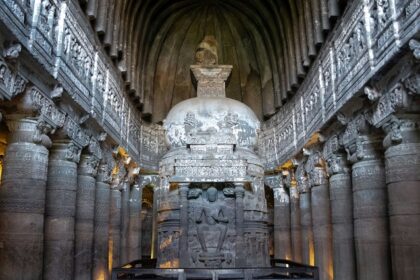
[109,188,122,268]
[74,154,98,280]
[43,139,80,280]
[92,162,111,280]
[127,184,142,261]
[323,136,356,280]
[120,181,130,264]
[0,116,50,280]
[289,185,302,262]
[273,185,292,260]
[343,117,391,280]
[306,154,333,280]
[296,164,314,265]
[382,117,420,279]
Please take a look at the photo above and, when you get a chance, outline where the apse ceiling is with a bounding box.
[80,0,347,123]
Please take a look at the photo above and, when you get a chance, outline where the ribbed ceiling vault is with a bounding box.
[79,0,347,123]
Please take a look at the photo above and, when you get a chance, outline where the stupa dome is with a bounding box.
[164,94,260,149]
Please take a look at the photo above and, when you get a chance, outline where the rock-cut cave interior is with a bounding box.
[0,0,419,280]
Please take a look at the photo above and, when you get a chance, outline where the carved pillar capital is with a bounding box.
[295,161,310,193]
[234,182,245,198]
[381,115,420,148]
[97,160,112,184]
[78,154,100,177]
[323,134,350,175]
[49,139,82,163]
[5,114,54,147]
[341,113,383,162]
[264,174,283,189]
[305,151,328,187]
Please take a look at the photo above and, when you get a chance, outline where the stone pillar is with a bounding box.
[234,182,245,267]
[342,115,391,280]
[0,116,51,280]
[74,154,99,280]
[306,152,333,280]
[296,163,314,265]
[324,135,356,280]
[289,183,302,262]
[120,180,130,264]
[381,116,420,279]
[178,182,189,267]
[43,139,80,280]
[323,135,356,280]
[128,183,142,261]
[92,162,111,280]
[109,187,122,268]
[272,181,292,259]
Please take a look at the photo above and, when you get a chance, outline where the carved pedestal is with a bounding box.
[109,188,122,268]
[128,184,142,261]
[92,163,111,280]
[43,140,80,280]
[290,186,302,262]
[273,185,291,260]
[0,117,50,280]
[382,118,420,279]
[74,154,98,280]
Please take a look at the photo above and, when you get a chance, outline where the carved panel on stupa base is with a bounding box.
[187,184,236,268]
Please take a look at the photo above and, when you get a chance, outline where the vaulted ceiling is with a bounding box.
[80,0,347,123]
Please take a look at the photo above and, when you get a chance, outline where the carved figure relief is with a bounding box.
[187,184,235,268]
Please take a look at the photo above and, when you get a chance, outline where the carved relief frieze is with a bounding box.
[321,46,336,116]
[31,0,61,65]
[396,0,420,44]
[335,5,367,81]
[103,75,123,137]
[0,0,32,36]
[57,6,94,110]
[304,79,323,136]
[368,0,395,64]
[91,53,107,118]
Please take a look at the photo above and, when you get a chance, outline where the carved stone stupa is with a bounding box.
[158,36,269,268]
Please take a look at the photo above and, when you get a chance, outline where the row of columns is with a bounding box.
[0,115,149,280]
[269,112,419,280]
